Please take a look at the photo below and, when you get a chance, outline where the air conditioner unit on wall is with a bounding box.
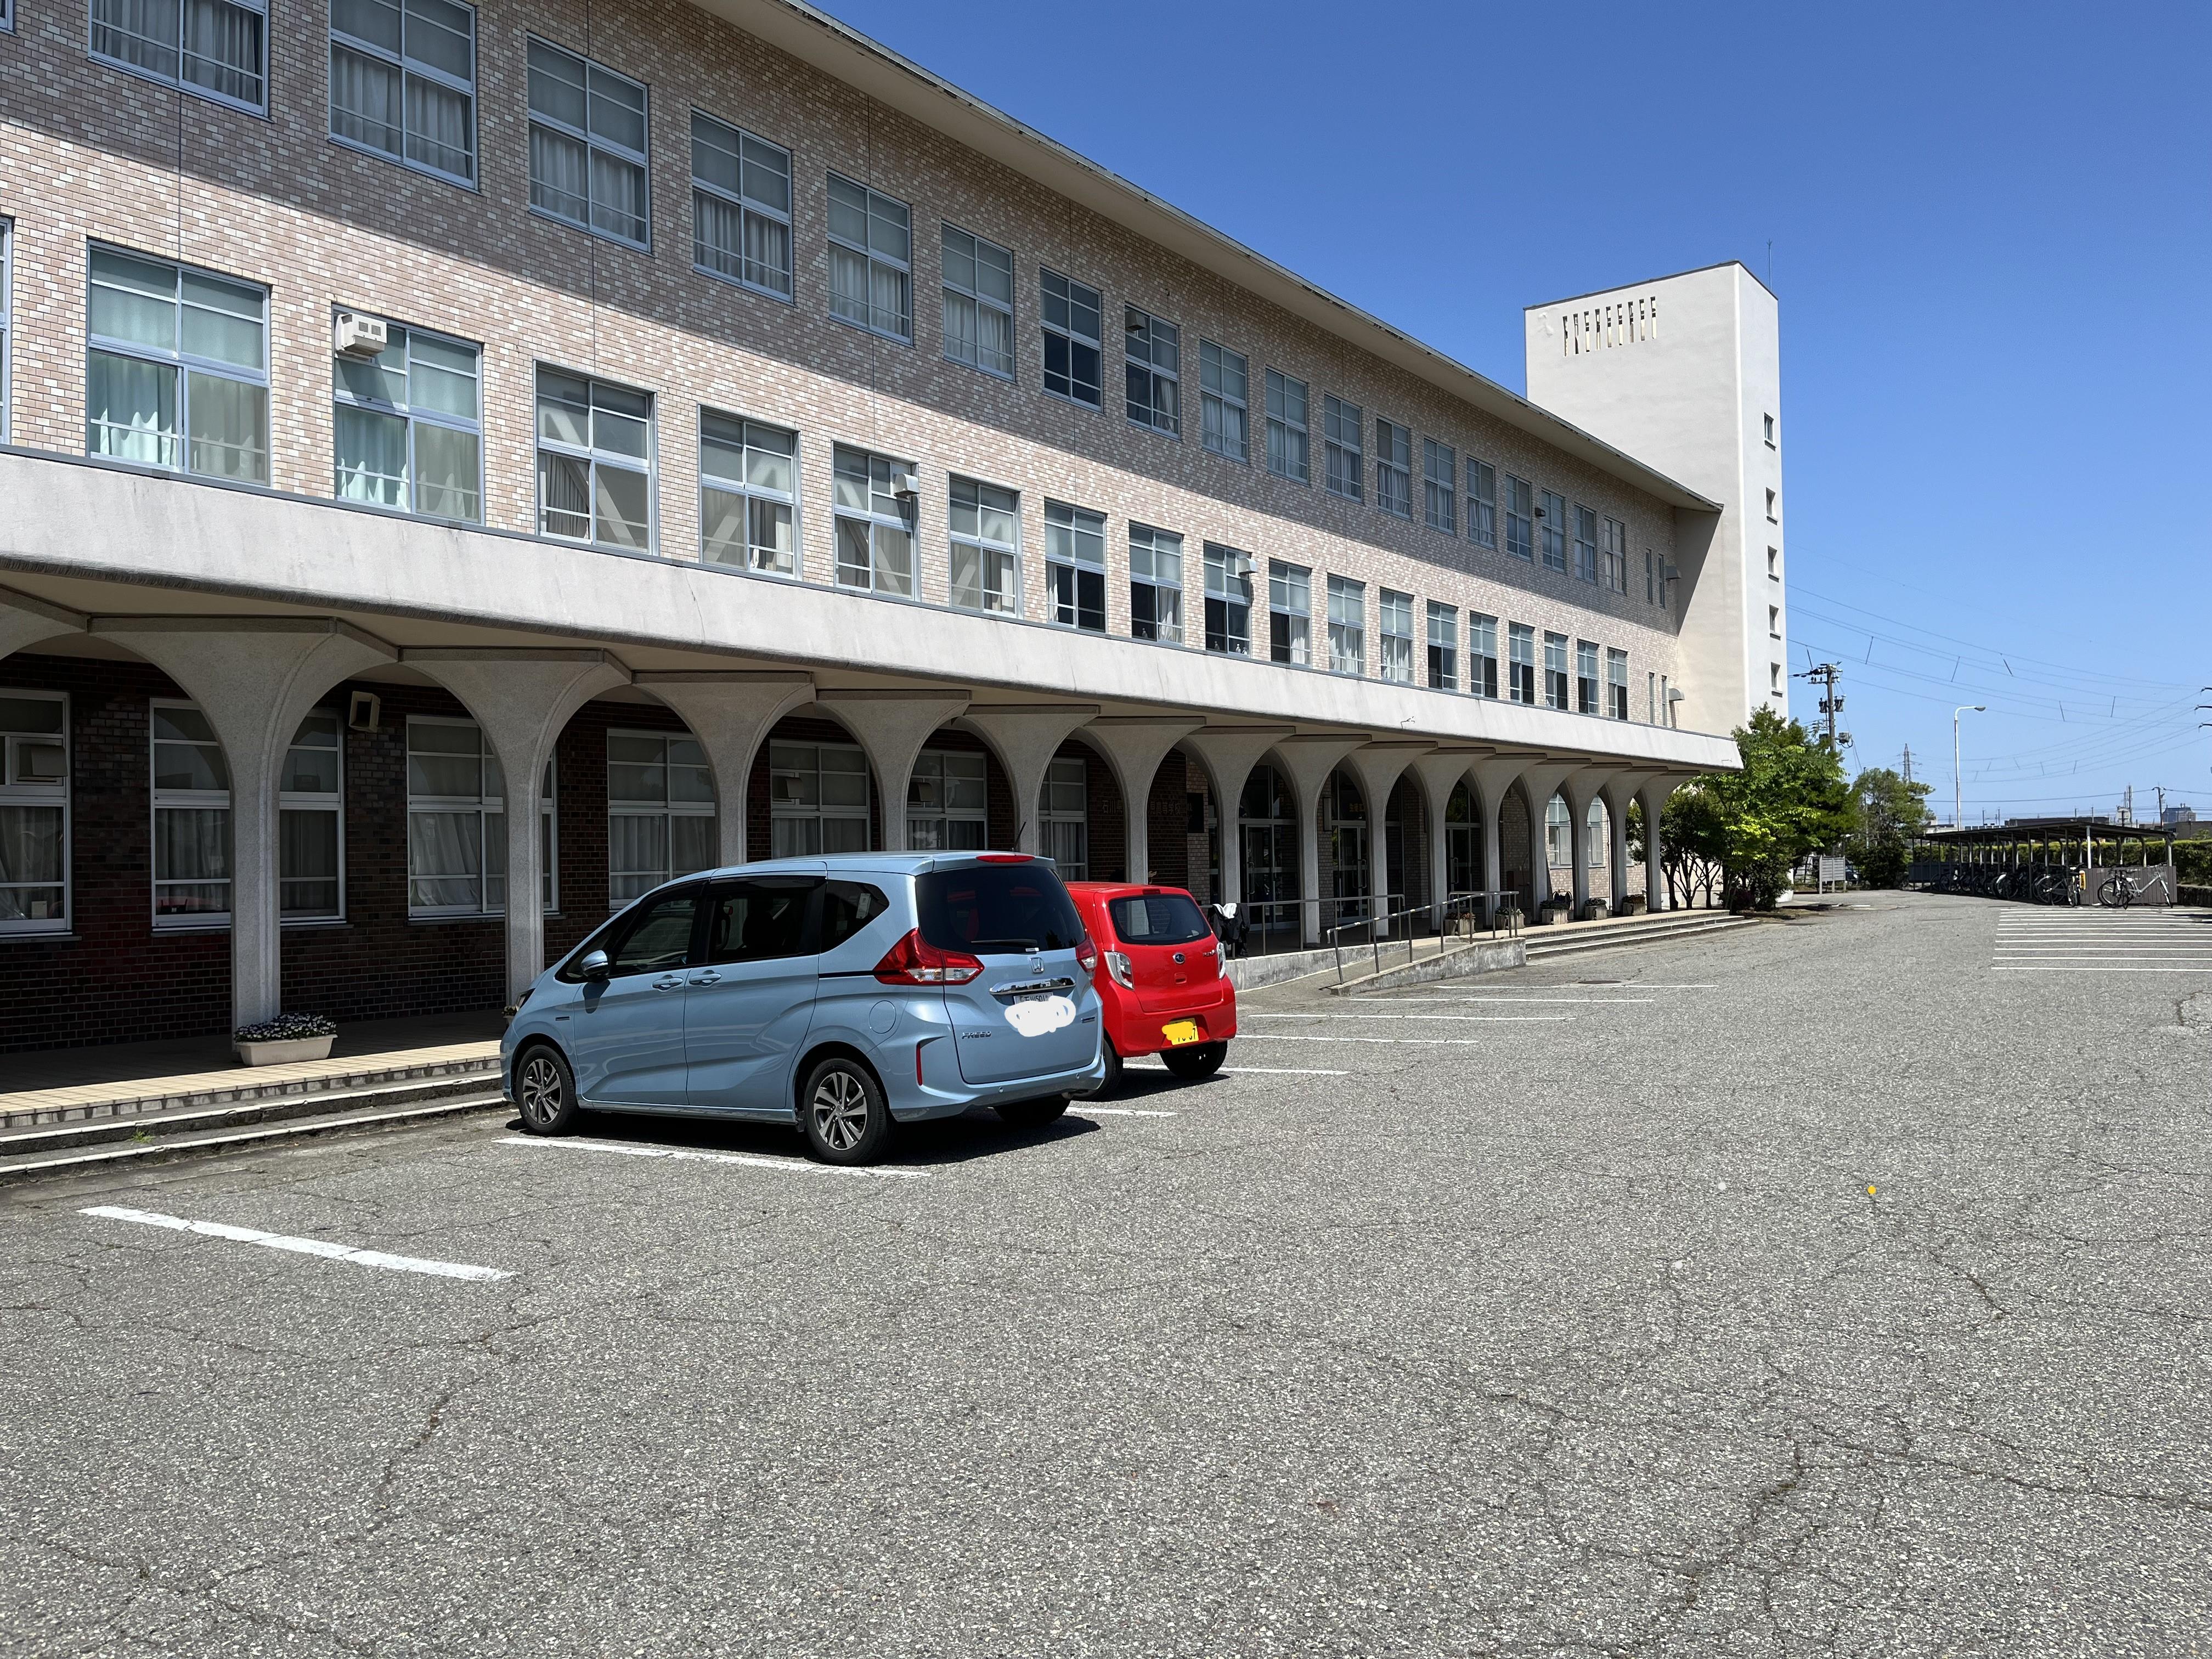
[334,312,389,360]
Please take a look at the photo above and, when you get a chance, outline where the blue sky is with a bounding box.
[818,0,2212,824]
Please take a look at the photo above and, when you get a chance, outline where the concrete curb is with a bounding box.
[1325,937,1527,995]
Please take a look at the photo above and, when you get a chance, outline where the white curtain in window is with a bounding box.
[408,809,479,909]
[330,43,401,152]
[87,354,176,466]
[529,128,589,221]
[182,0,262,102]
[744,214,789,293]
[405,75,471,177]
[335,404,407,505]
[696,194,741,277]
[0,806,64,889]
[93,0,178,73]
[413,424,478,521]
[186,371,269,483]
[589,153,645,243]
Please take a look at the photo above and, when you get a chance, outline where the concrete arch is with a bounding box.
[814,689,972,854]
[631,671,814,868]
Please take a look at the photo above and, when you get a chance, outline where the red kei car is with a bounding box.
[1064,882,1236,1091]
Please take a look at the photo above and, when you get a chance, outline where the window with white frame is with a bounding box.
[1046,500,1107,632]
[86,247,268,484]
[608,730,714,905]
[1539,490,1568,572]
[150,702,229,926]
[828,174,911,341]
[768,742,869,857]
[0,692,69,932]
[279,710,343,919]
[1573,505,1599,584]
[1267,561,1310,666]
[691,111,792,298]
[1041,268,1102,407]
[1468,458,1497,549]
[1601,515,1628,593]
[949,476,1020,616]
[1379,590,1414,684]
[93,0,264,110]
[1503,473,1533,560]
[1607,648,1629,720]
[0,220,10,445]
[1587,800,1607,869]
[1265,369,1308,483]
[331,0,475,184]
[333,315,482,522]
[1423,439,1455,534]
[1203,544,1252,656]
[1425,601,1457,691]
[1199,341,1248,462]
[832,446,916,596]
[1129,524,1182,645]
[1322,394,1362,501]
[906,749,986,851]
[1124,306,1179,436]
[698,409,797,574]
[526,39,648,247]
[1469,612,1499,698]
[942,224,1013,379]
[406,718,554,916]
[1545,794,1572,870]
[1039,754,1087,878]
[1375,417,1412,519]
[1326,576,1364,675]
[1543,631,1570,710]
[535,367,652,549]
[1507,622,1535,704]
[1576,640,1600,714]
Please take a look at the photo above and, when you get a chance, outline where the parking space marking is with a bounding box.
[79,1205,512,1282]
[1245,1013,1572,1023]
[1122,1062,1350,1076]
[497,1136,929,1178]
[1350,995,1654,1005]
[1235,1032,1561,1046]
[1076,1107,1178,1117]
[1994,965,2212,973]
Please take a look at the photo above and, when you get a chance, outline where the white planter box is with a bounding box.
[235,1036,336,1066]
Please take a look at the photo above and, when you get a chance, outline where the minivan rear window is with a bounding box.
[918,863,1085,954]
[1106,892,1211,946]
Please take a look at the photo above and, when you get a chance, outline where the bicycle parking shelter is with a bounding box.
[1908,817,2179,907]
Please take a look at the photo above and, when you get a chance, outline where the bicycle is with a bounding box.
[2098,871,2140,910]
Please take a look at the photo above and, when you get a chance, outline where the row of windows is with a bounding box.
[39,1,1667,607]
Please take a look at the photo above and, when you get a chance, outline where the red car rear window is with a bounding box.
[1105,892,1211,946]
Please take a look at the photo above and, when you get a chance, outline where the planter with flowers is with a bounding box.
[235,1013,338,1066]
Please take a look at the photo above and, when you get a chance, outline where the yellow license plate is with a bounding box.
[1161,1020,1202,1046]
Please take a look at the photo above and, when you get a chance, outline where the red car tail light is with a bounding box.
[1075,932,1099,975]
[872,929,985,985]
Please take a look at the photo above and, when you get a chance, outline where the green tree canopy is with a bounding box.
[1667,707,1853,911]
[1847,767,1933,888]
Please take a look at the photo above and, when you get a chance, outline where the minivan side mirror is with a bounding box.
[577,949,612,981]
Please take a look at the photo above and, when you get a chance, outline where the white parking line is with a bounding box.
[1236,1032,1561,1046]
[1123,1062,1350,1076]
[498,1136,928,1177]
[1248,1012,1582,1022]
[1076,1107,1178,1117]
[1994,965,2212,973]
[79,1205,511,1282]
[1348,995,1654,1005]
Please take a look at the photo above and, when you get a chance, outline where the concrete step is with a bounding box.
[1522,912,1753,958]
[1,1053,500,1133]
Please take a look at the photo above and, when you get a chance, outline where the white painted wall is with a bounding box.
[1523,263,1784,735]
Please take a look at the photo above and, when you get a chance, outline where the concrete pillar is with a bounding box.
[958,703,1102,856]
[1600,772,1657,911]
[1466,754,1531,924]
[815,689,972,853]
[1639,780,1678,911]
[1182,725,1296,926]
[1272,734,1367,946]
[1412,750,1486,931]
[0,586,89,661]
[1084,716,1201,885]
[406,648,630,1003]
[1344,743,1429,938]
[96,617,397,1027]
[633,670,813,866]
[1515,761,1579,918]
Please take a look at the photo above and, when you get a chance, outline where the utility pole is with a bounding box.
[1796,663,1842,748]
[1953,704,1985,830]
[2155,785,2166,823]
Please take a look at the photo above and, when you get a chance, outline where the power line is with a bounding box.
[1788,582,2193,691]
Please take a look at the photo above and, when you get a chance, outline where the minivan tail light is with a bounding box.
[1075,932,1098,975]
[1104,949,1133,989]
[872,929,985,986]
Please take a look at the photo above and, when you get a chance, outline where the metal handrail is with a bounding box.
[1328,891,1521,983]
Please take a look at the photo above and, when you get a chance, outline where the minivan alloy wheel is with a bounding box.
[515,1046,580,1135]
[810,1069,870,1152]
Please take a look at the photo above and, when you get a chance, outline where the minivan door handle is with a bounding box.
[652,975,687,992]
[689,970,722,986]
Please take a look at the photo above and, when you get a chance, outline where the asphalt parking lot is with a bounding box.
[4,890,2209,1657]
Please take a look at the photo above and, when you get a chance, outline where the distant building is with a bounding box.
[2162,806,2197,826]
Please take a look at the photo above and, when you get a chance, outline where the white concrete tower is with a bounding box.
[1523,262,1784,735]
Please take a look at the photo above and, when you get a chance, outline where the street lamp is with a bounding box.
[1953,704,1985,828]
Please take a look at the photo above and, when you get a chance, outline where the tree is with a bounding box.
[1675,707,1853,912]
[1847,767,1932,888]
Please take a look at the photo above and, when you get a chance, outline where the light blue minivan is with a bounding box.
[500,853,1108,1165]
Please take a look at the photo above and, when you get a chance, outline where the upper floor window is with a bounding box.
[1423,440,1455,535]
[1379,590,1414,685]
[1203,544,1253,657]
[698,409,797,575]
[333,313,482,522]
[1503,473,1533,560]
[1575,639,1600,714]
[1601,516,1628,593]
[1425,602,1457,692]
[1572,504,1598,584]
[828,174,911,341]
[691,111,792,298]
[949,476,1020,616]
[535,367,651,550]
[1326,575,1364,676]
[608,730,715,905]
[1468,458,1496,550]
[1375,417,1412,519]
[1130,523,1182,645]
[1046,500,1107,631]
[1764,413,1776,447]
[1767,488,1779,522]
[331,0,475,184]
[1322,396,1363,501]
[0,692,69,934]
[526,40,648,248]
[1041,269,1102,407]
[407,716,554,916]
[1124,306,1180,436]
[1469,612,1499,698]
[1265,369,1308,484]
[832,446,916,596]
[1543,631,1570,710]
[1267,561,1311,666]
[1606,648,1629,720]
[94,0,264,111]
[86,247,268,485]
[942,224,1013,379]
[769,741,870,856]
[1539,489,1568,572]
[1200,342,1248,463]
[1506,622,1535,704]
